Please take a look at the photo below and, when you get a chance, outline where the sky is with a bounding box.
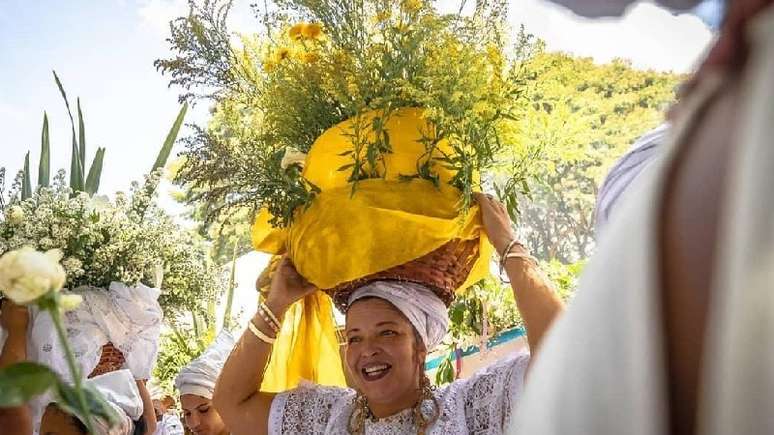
[0,0,719,327]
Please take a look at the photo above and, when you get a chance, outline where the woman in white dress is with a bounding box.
[213,194,564,434]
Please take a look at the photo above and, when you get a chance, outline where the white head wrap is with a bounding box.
[347,281,449,351]
[594,123,668,234]
[85,369,143,435]
[175,330,235,399]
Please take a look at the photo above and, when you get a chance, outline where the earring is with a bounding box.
[413,374,440,434]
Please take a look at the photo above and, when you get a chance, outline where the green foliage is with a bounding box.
[22,153,32,200]
[436,259,583,384]
[39,112,50,187]
[516,51,683,262]
[158,0,536,227]
[153,103,189,173]
[0,362,59,407]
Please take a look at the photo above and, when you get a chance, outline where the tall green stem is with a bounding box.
[50,307,97,434]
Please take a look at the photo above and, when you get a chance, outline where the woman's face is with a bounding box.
[180,394,227,435]
[345,298,427,409]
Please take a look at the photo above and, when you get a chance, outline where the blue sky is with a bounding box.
[0,0,716,218]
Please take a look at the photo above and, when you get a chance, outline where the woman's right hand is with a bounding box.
[264,256,317,314]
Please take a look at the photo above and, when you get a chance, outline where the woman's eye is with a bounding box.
[201,407,210,413]
[380,330,396,336]
[348,336,361,344]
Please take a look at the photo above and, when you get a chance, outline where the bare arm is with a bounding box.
[475,193,565,354]
[212,258,316,435]
[135,379,157,435]
[0,300,33,435]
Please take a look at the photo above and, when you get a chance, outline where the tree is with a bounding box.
[515,50,683,262]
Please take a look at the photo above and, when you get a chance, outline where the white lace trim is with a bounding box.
[268,352,530,434]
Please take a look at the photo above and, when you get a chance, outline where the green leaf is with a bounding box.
[22,152,32,199]
[152,103,188,172]
[337,163,354,172]
[55,381,120,430]
[84,148,105,195]
[0,362,58,407]
[54,71,83,192]
[38,112,50,187]
[77,98,86,188]
[70,139,83,193]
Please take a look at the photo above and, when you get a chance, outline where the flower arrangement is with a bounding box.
[0,169,219,319]
[159,0,535,227]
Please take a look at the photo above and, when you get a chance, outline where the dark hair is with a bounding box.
[133,417,147,435]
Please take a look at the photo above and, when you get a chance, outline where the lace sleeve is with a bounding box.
[441,351,530,433]
[268,381,352,434]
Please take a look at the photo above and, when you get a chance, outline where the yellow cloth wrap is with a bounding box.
[253,107,493,392]
[259,291,346,392]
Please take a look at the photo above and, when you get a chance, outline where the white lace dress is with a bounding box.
[269,352,530,434]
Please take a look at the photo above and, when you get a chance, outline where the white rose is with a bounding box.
[0,247,66,304]
[7,205,24,225]
[280,147,307,170]
[59,294,83,311]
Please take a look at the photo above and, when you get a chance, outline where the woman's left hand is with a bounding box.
[474,192,517,254]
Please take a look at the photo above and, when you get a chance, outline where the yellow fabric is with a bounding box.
[260,291,346,392]
[252,107,493,391]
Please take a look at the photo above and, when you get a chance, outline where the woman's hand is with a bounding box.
[0,299,29,334]
[264,256,317,314]
[474,192,517,254]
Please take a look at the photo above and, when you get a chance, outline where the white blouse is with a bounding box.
[269,352,530,434]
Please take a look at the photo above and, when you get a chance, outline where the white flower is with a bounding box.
[59,294,83,311]
[86,195,111,215]
[7,205,24,225]
[280,147,307,170]
[0,247,66,304]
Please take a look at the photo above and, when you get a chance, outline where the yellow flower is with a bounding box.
[301,23,323,40]
[263,59,276,72]
[401,0,422,13]
[288,23,304,41]
[0,247,66,305]
[373,10,391,23]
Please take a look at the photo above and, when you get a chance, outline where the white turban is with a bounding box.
[594,123,668,235]
[347,281,449,351]
[175,330,235,399]
[73,369,143,435]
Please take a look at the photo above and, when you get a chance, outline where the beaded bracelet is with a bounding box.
[247,319,276,345]
[260,302,282,330]
[257,305,280,334]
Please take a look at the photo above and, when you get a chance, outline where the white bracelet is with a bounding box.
[247,319,276,344]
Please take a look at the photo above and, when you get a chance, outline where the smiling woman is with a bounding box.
[211,193,564,435]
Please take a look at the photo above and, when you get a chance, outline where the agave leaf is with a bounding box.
[54,71,83,192]
[70,140,83,193]
[151,103,188,172]
[77,98,86,187]
[84,148,105,195]
[22,152,32,200]
[38,112,50,187]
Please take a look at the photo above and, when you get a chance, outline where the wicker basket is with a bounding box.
[326,238,479,312]
[87,342,125,378]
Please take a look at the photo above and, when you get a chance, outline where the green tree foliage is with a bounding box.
[516,49,683,262]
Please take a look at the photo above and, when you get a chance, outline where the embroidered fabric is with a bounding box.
[269,352,530,434]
